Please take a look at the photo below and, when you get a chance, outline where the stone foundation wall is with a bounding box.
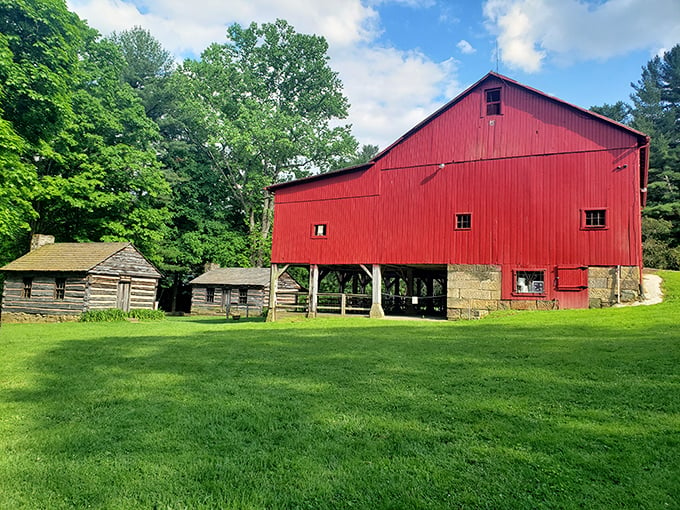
[447,264,562,320]
[446,264,641,318]
[588,266,641,308]
[447,264,502,320]
[1,312,81,324]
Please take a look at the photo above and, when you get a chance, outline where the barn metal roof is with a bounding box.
[1,242,132,272]
[189,267,272,287]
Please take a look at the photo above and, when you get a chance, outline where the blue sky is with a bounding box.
[67,0,679,149]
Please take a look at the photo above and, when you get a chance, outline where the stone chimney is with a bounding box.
[30,234,55,251]
[204,262,220,272]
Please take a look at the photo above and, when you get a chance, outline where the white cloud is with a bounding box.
[68,0,379,56]
[483,0,680,73]
[334,47,459,147]
[66,0,459,150]
[456,39,476,55]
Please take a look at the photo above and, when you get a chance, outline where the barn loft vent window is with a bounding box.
[455,213,472,230]
[313,223,327,237]
[55,278,66,300]
[515,271,545,294]
[239,288,248,304]
[584,209,607,228]
[486,88,502,115]
[206,288,215,303]
[22,277,32,298]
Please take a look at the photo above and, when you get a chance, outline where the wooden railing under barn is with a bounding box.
[273,291,371,316]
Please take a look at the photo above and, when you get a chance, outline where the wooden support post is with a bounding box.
[426,277,434,314]
[370,264,385,318]
[308,264,319,318]
[341,293,347,316]
[266,263,278,322]
[406,269,415,314]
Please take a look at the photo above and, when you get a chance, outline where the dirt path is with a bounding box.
[614,272,663,307]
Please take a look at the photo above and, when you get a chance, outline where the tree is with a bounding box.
[0,117,37,264]
[630,44,680,267]
[330,144,380,170]
[0,0,84,145]
[108,26,175,121]
[0,0,85,259]
[174,20,357,266]
[0,0,171,263]
[631,45,680,206]
[0,35,35,260]
[590,101,632,124]
[29,31,171,263]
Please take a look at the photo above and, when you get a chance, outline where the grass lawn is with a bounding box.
[1,273,679,509]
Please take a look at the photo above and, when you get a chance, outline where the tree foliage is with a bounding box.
[631,45,680,268]
[174,20,357,266]
[592,45,680,268]
[0,0,171,265]
[108,26,174,121]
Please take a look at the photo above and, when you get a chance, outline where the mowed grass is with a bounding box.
[1,274,679,509]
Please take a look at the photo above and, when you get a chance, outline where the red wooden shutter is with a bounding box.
[556,266,588,290]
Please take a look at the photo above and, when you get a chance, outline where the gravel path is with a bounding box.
[614,272,663,307]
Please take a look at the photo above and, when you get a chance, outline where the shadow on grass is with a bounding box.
[2,296,680,509]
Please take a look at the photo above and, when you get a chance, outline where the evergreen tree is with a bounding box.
[631,45,680,268]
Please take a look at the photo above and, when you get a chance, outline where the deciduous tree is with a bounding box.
[174,20,357,266]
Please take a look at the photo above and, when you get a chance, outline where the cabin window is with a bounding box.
[22,277,32,298]
[55,278,66,300]
[583,209,607,229]
[455,213,472,230]
[239,288,248,304]
[312,223,327,237]
[485,88,502,115]
[514,270,545,295]
[206,287,215,303]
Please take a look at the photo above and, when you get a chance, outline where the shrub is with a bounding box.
[80,309,127,322]
[80,309,166,322]
[127,309,165,321]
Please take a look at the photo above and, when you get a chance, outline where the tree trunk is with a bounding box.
[171,273,179,312]
[249,192,274,267]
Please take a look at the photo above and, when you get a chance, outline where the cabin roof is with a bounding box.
[267,71,649,193]
[1,242,134,273]
[189,267,272,287]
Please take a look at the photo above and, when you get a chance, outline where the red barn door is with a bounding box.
[555,266,589,309]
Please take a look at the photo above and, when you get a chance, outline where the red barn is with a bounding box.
[266,72,649,320]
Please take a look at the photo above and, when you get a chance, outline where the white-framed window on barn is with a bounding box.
[239,288,248,304]
[206,287,215,303]
[22,277,32,298]
[514,270,545,295]
[55,278,66,300]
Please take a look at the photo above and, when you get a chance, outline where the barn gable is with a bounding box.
[374,72,647,168]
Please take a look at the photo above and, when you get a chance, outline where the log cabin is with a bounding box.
[189,267,302,317]
[266,72,650,320]
[1,235,162,322]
